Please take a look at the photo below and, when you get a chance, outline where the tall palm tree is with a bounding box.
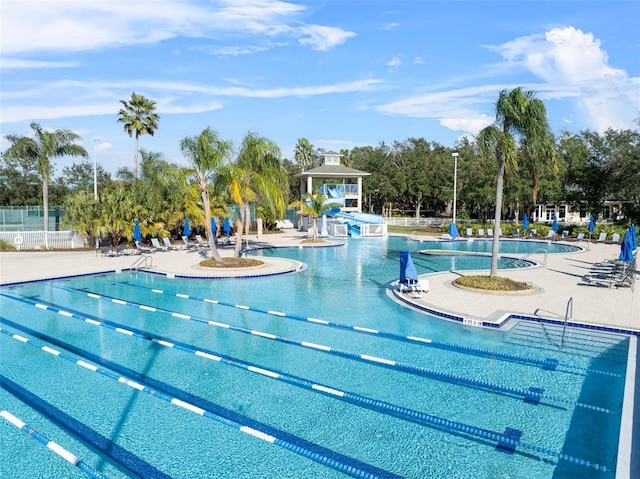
[225,132,288,257]
[3,122,88,240]
[117,92,160,179]
[181,127,233,261]
[289,193,341,240]
[294,138,315,171]
[478,87,554,276]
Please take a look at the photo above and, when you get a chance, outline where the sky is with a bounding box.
[1,0,639,176]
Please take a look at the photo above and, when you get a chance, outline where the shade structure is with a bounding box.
[133,219,142,240]
[522,214,529,230]
[449,223,459,239]
[619,230,634,262]
[223,217,232,236]
[588,216,595,232]
[399,251,419,285]
[182,218,191,237]
[551,214,558,232]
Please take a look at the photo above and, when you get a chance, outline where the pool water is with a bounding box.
[0,237,628,478]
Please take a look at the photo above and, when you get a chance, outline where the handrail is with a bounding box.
[130,254,152,271]
[561,297,573,348]
[515,248,547,267]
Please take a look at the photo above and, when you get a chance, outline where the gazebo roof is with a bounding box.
[294,164,370,178]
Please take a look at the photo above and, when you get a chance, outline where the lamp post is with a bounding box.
[93,138,101,200]
[452,152,459,224]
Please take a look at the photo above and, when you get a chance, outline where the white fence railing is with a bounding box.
[0,231,85,250]
[360,223,387,237]
[383,217,447,227]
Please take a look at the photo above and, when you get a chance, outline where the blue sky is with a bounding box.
[1,0,639,175]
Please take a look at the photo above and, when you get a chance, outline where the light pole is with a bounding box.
[452,152,459,224]
[93,138,101,200]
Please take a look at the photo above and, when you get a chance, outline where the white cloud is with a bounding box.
[386,56,402,68]
[0,0,353,56]
[0,59,80,69]
[381,23,399,31]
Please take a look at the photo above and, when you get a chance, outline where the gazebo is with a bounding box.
[293,151,370,213]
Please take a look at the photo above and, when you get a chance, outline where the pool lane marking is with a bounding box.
[47,287,617,413]
[0,324,401,479]
[107,280,619,377]
[0,410,110,479]
[0,322,611,474]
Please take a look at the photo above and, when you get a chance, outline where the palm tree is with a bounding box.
[289,193,341,240]
[3,122,88,242]
[181,127,233,261]
[478,87,554,276]
[225,132,288,257]
[294,138,315,171]
[117,92,160,179]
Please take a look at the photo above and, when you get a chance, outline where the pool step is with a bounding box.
[463,317,483,327]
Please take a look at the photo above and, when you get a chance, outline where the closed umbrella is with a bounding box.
[522,213,529,231]
[449,223,459,240]
[630,224,637,250]
[133,219,142,241]
[223,217,232,242]
[210,217,217,243]
[619,230,634,262]
[183,218,191,237]
[551,214,558,232]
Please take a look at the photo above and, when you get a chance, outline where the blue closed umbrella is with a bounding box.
[449,223,459,240]
[630,224,637,250]
[522,213,529,231]
[619,230,634,262]
[223,217,231,235]
[399,251,419,285]
[183,218,191,237]
[551,214,558,232]
[210,217,217,243]
[588,215,595,232]
[133,219,142,240]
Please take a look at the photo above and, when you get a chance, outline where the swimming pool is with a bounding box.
[0,237,629,478]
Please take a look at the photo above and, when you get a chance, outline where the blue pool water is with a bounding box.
[0,237,628,478]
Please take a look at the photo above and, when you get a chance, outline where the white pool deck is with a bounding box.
[0,231,638,477]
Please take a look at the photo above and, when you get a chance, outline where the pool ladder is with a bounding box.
[130,254,153,271]
[561,296,573,348]
[515,248,547,267]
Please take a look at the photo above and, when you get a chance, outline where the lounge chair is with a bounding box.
[195,235,210,248]
[162,237,180,250]
[546,230,556,240]
[512,228,520,237]
[466,228,473,237]
[608,233,621,244]
[487,228,493,237]
[596,232,607,243]
[135,240,155,254]
[575,232,585,242]
[529,229,537,238]
[101,247,116,257]
[181,235,198,250]
[398,278,430,297]
[561,230,569,239]
[150,238,168,252]
[477,228,485,237]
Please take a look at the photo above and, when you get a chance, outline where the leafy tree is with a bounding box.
[0,152,41,206]
[3,122,88,233]
[478,88,554,277]
[58,159,112,195]
[225,132,287,257]
[117,92,160,179]
[181,127,233,261]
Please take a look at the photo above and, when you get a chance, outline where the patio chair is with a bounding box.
[135,240,155,254]
[195,235,210,248]
[512,228,520,237]
[162,237,180,250]
[529,229,537,238]
[546,230,556,240]
[477,228,485,237]
[466,228,473,237]
[561,230,569,239]
[596,232,607,243]
[608,233,621,244]
[575,232,585,242]
[150,238,168,252]
[487,228,493,237]
[181,235,198,250]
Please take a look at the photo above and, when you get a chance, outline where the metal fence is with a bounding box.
[0,231,85,250]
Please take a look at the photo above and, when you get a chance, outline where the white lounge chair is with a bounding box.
[150,238,168,251]
[487,228,493,237]
[162,237,180,250]
[546,230,556,240]
[529,229,537,238]
[596,232,607,243]
[181,235,198,250]
[575,232,585,242]
[135,240,155,254]
[477,228,485,237]
[466,228,473,237]
[609,233,621,244]
[512,228,520,237]
[195,235,210,248]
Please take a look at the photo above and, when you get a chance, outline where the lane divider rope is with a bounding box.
[0,409,110,479]
[107,280,619,377]
[0,321,609,473]
[45,288,615,414]
[0,325,401,479]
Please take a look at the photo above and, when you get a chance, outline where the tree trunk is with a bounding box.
[234,216,244,257]
[490,153,506,277]
[201,190,221,261]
